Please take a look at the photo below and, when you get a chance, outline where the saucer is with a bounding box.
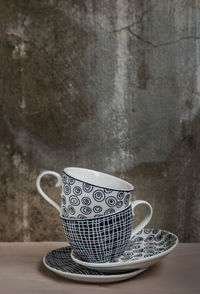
[71,228,178,273]
[43,246,146,283]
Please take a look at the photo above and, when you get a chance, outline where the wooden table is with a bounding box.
[0,242,199,294]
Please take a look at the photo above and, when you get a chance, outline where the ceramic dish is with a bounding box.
[43,247,146,283]
[60,205,133,263]
[36,167,134,219]
[71,228,178,273]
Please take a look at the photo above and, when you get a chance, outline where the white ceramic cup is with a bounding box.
[60,203,153,263]
[36,167,152,221]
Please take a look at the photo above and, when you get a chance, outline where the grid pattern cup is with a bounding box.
[60,205,133,263]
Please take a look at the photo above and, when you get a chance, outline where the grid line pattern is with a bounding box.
[44,247,106,275]
[60,205,133,263]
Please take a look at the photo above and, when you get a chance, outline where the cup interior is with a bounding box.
[64,167,134,191]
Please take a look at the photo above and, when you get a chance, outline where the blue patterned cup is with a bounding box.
[60,201,152,263]
[36,167,135,219]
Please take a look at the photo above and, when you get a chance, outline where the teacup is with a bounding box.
[36,167,135,219]
[60,201,153,263]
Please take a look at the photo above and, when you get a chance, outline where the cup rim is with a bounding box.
[60,204,132,221]
[63,167,134,192]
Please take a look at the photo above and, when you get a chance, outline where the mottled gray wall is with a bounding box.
[0,0,200,242]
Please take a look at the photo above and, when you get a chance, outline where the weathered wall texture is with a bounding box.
[0,0,200,242]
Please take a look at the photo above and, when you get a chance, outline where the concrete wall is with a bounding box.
[0,0,200,241]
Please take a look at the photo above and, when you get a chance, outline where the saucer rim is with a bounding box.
[43,254,146,280]
[71,228,179,268]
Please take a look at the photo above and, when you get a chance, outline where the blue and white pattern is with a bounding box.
[60,171,132,219]
[81,197,92,206]
[73,186,82,196]
[94,214,104,218]
[105,196,117,207]
[93,206,102,213]
[111,229,178,262]
[68,205,75,215]
[62,172,75,185]
[104,188,113,194]
[60,205,133,263]
[80,206,92,215]
[71,228,179,273]
[68,177,75,185]
[44,247,106,275]
[69,195,80,206]
[62,172,68,184]
[61,195,66,206]
[43,246,146,283]
[62,206,69,218]
[117,191,125,200]
[124,194,131,206]
[83,182,93,193]
[93,190,105,202]
[104,208,115,215]
[64,184,71,195]
[116,201,123,208]
[77,214,87,219]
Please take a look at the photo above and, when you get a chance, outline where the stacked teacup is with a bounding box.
[36,167,153,263]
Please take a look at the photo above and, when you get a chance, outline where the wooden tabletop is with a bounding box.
[0,242,199,294]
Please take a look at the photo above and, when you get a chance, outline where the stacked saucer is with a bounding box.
[37,167,178,283]
[43,228,178,283]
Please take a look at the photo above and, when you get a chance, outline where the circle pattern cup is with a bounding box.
[36,167,135,219]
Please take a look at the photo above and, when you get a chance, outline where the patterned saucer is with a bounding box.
[71,228,178,273]
[43,247,146,283]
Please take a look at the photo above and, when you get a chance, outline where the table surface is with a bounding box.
[0,242,199,294]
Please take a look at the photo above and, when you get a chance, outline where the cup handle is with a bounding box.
[36,170,62,213]
[130,200,153,238]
